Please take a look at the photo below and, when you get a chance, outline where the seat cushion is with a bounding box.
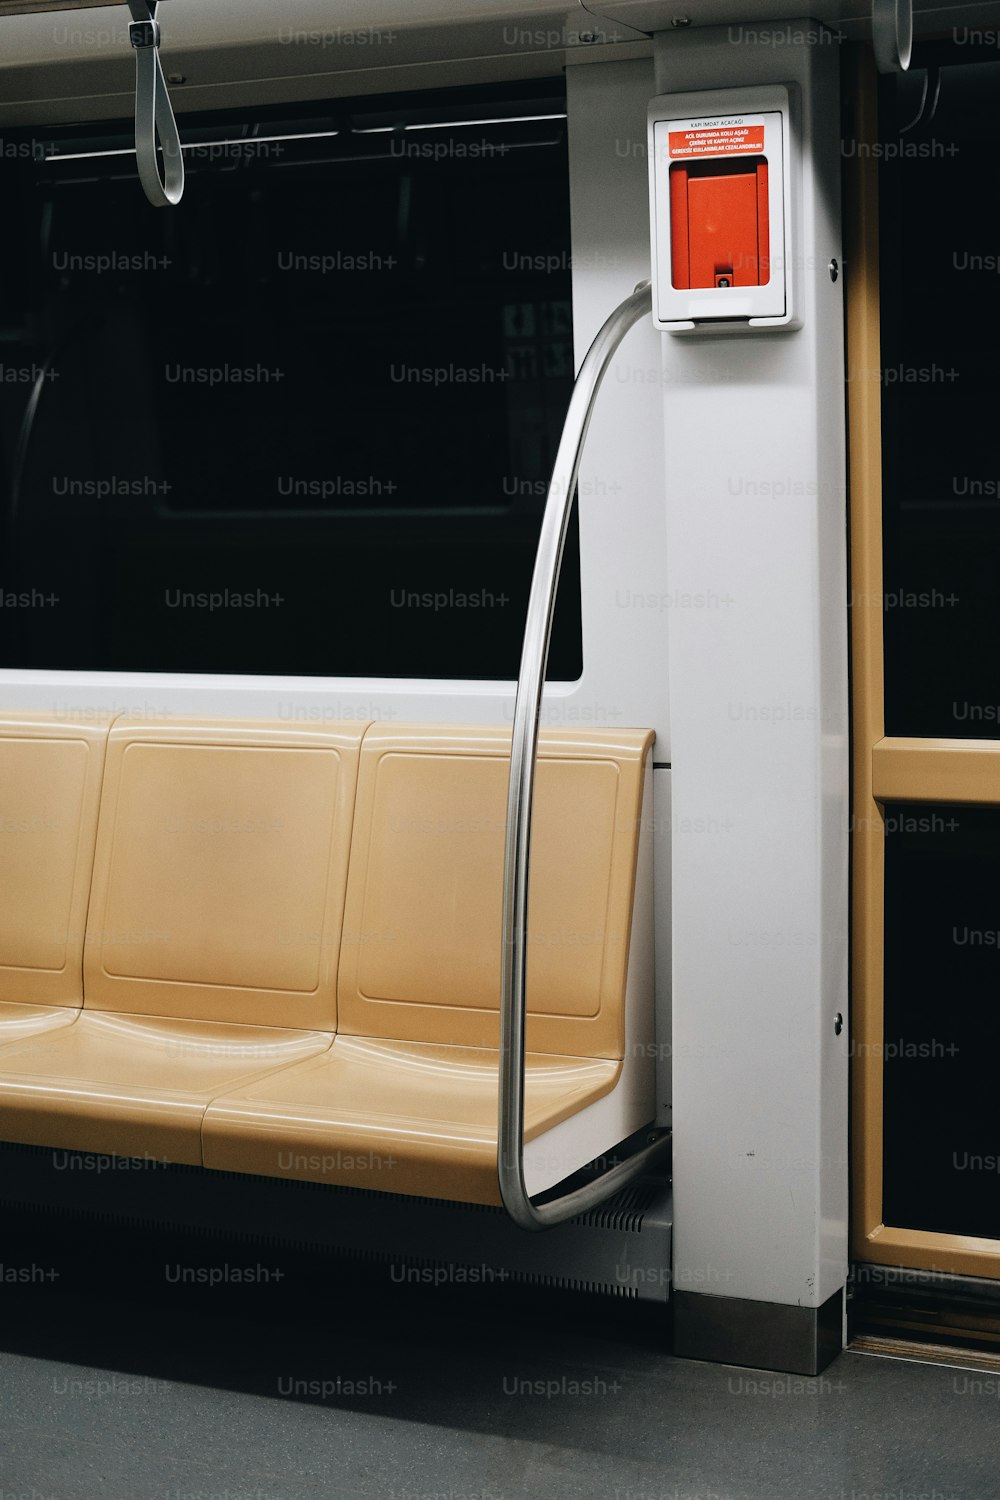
[83,718,367,1030]
[0,1013,330,1163]
[338,725,653,1058]
[0,1002,79,1044]
[0,715,109,1007]
[202,1034,621,1205]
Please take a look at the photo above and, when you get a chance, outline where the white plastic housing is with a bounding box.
[648,84,798,333]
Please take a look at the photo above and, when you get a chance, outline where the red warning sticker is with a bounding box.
[668,124,765,159]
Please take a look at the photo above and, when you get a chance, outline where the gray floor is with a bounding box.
[2,1316,998,1500]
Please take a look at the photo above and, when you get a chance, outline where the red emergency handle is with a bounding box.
[669,157,770,290]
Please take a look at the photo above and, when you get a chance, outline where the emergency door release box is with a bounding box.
[648,86,796,332]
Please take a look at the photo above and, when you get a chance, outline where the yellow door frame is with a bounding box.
[847,45,1000,1279]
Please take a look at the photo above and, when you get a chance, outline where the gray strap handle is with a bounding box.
[872,0,912,73]
[128,0,184,207]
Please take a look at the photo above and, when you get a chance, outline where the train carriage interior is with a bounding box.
[1,0,1000,1496]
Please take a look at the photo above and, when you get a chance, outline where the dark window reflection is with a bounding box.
[879,56,1000,737]
[883,801,1000,1239]
[0,82,581,679]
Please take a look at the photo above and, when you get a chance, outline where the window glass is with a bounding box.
[880,58,1000,736]
[883,800,1000,1239]
[0,83,581,679]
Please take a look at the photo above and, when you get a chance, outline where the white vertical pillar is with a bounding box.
[566,56,670,747]
[654,22,850,1372]
[566,58,674,1123]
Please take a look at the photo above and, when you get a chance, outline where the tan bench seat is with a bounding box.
[203,724,655,1204]
[0,1003,79,1042]
[0,717,362,1160]
[0,1012,330,1163]
[203,1035,621,1205]
[0,716,656,1205]
[0,715,109,1044]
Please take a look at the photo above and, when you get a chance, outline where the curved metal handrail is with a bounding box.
[498,279,670,1230]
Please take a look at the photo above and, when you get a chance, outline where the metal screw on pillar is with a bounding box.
[834,1013,844,1036]
[829,259,839,282]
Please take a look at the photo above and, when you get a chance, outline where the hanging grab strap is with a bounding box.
[871,0,912,72]
[127,0,184,207]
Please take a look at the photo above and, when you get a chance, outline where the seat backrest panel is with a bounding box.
[0,715,110,1006]
[84,719,366,1030]
[338,725,652,1059]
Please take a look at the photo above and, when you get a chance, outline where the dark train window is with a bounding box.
[880,57,1000,737]
[883,801,1000,1240]
[0,82,581,680]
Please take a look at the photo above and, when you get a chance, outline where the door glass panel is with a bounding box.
[883,800,1000,1239]
[880,58,1000,737]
